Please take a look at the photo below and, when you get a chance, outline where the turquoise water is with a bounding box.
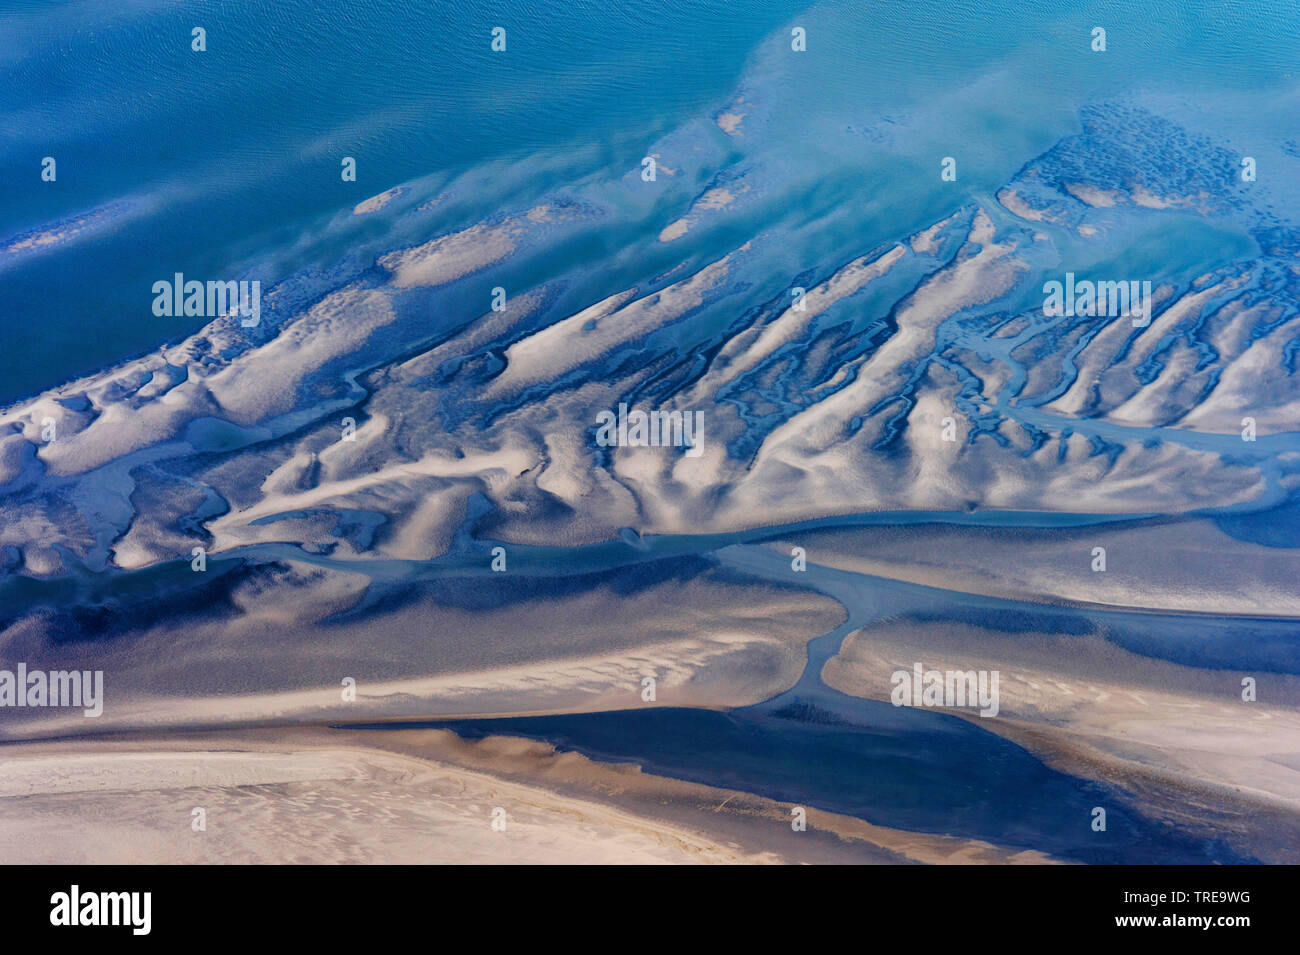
[3,0,1298,402]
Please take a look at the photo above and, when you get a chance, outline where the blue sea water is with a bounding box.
[3,0,1298,403]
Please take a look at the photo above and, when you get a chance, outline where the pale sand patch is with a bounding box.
[0,729,1062,864]
[376,205,573,288]
[908,211,960,253]
[378,222,516,288]
[5,202,1280,587]
[657,189,736,242]
[352,186,405,215]
[0,743,766,864]
[769,517,1300,617]
[682,244,905,394]
[996,188,1050,222]
[5,224,81,253]
[716,112,745,136]
[659,218,690,242]
[1064,182,1121,207]
[2,205,117,255]
[0,629,815,741]
[1132,186,1188,210]
[0,561,841,741]
[696,187,736,210]
[821,620,1300,862]
[486,251,733,393]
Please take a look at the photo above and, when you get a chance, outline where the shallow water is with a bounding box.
[5,1,1298,403]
